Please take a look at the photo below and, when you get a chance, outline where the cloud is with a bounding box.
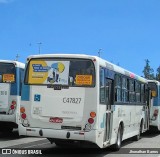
[0,0,14,3]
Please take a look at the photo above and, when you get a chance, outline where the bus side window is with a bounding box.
[141,84,145,103]
[135,81,141,103]
[0,74,2,82]
[100,68,105,104]
[129,79,135,102]
[145,84,148,103]
[106,79,114,105]
[122,77,129,103]
[105,81,109,105]
[115,74,122,102]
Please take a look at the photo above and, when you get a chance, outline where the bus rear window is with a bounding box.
[69,60,95,87]
[25,58,95,87]
[0,63,16,83]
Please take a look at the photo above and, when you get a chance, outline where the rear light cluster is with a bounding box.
[153,109,158,117]
[20,107,27,120]
[88,112,96,124]
[10,100,16,110]
[84,111,96,131]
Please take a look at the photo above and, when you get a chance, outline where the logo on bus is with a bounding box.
[49,117,63,123]
[34,94,41,102]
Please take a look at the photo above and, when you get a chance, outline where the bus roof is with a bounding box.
[27,53,96,59]
[97,56,147,83]
[27,53,147,83]
[0,60,25,69]
[147,79,160,85]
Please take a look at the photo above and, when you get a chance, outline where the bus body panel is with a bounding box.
[21,87,97,130]
[0,83,10,109]
[32,87,85,119]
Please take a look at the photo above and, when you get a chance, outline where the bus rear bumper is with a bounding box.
[18,125,99,145]
[0,114,16,123]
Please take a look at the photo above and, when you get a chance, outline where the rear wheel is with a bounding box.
[112,125,123,151]
[133,121,142,141]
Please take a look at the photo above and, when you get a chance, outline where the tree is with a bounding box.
[156,66,160,81]
[142,59,155,79]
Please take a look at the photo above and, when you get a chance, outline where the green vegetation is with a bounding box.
[142,59,160,81]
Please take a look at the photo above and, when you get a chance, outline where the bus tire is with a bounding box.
[133,121,142,141]
[112,124,123,151]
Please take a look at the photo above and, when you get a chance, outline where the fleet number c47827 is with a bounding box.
[63,97,82,104]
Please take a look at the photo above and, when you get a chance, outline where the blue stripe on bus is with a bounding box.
[21,84,30,101]
[159,86,160,100]
[153,86,160,106]
[153,98,159,106]
[10,83,18,95]
[10,67,21,96]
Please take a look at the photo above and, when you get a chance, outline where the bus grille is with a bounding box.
[61,126,82,130]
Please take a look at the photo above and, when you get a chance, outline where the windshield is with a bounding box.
[25,58,95,87]
[0,63,16,83]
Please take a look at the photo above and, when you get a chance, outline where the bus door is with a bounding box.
[143,85,152,131]
[147,82,158,129]
[143,89,151,131]
[104,78,113,142]
[145,88,151,130]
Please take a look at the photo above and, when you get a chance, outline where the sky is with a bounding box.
[0,0,160,76]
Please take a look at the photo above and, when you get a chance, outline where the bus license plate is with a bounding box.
[49,117,63,123]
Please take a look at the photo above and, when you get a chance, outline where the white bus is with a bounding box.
[0,60,25,132]
[147,80,160,131]
[19,54,150,150]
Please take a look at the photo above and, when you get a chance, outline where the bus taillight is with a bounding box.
[21,113,27,119]
[20,107,27,119]
[10,105,15,110]
[88,118,94,124]
[20,107,29,126]
[153,109,158,117]
[10,100,16,110]
[20,107,25,113]
[90,112,96,118]
[88,112,96,124]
